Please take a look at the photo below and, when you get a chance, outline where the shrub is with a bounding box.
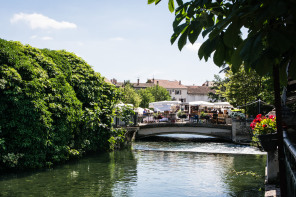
[0,39,122,170]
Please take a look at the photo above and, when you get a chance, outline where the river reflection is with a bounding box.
[0,135,266,197]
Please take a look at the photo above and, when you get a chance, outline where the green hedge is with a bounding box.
[0,39,123,170]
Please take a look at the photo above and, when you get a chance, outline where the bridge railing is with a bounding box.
[113,113,234,127]
[137,113,229,125]
[283,131,296,196]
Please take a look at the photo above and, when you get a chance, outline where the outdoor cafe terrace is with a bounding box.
[136,101,235,125]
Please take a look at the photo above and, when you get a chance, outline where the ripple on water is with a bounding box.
[133,134,266,155]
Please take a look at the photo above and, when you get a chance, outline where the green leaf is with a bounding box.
[223,21,241,48]
[239,34,262,64]
[188,27,199,44]
[173,12,185,29]
[202,26,214,38]
[231,47,242,73]
[176,0,183,6]
[171,23,188,44]
[168,0,175,13]
[198,37,218,61]
[252,54,272,76]
[269,30,291,54]
[178,29,188,51]
[213,41,225,67]
[171,33,180,45]
[155,0,162,5]
[148,0,156,4]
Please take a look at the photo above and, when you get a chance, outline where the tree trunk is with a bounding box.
[273,65,287,197]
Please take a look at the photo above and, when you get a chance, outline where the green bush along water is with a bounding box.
[0,39,124,170]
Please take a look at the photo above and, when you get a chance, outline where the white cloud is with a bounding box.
[185,43,202,51]
[110,37,125,41]
[10,13,77,30]
[30,35,53,40]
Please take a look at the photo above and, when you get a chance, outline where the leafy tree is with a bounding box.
[223,66,274,116]
[149,0,296,194]
[121,84,142,107]
[138,88,155,108]
[149,0,296,81]
[224,66,273,106]
[208,74,228,102]
[146,85,171,102]
[0,39,123,170]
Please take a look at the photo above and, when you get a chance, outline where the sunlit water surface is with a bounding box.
[0,134,266,197]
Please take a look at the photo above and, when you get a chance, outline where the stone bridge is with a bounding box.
[137,123,233,141]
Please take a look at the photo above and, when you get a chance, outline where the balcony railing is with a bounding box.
[283,131,296,196]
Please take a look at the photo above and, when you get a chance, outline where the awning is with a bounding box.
[213,102,233,108]
[188,101,214,107]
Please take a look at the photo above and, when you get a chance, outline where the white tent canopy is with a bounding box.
[134,107,145,115]
[149,101,181,112]
[188,101,214,107]
[213,102,233,108]
[188,101,214,114]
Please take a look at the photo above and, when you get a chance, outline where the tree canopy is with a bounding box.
[121,84,142,107]
[146,85,171,102]
[149,0,296,82]
[0,39,123,170]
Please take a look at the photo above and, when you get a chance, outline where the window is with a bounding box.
[179,98,186,102]
[175,90,181,95]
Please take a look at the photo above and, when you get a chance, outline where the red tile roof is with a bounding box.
[186,86,215,95]
[151,79,187,89]
[132,83,155,88]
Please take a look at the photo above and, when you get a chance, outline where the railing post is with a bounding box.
[133,112,138,126]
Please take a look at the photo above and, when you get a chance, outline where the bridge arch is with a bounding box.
[137,124,232,141]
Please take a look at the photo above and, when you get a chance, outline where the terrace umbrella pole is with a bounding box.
[273,65,287,197]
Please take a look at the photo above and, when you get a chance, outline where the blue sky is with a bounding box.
[1,0,224,85]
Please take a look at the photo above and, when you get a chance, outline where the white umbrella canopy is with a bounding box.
[149,101,181,107]
[188,101,214,107]
[149,101,181,112]
[134,107,145,115]
[213,102,233,108]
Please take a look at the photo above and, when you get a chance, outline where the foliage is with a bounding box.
[145,85,171,102]
[121,84,141,108]
[224,66,274,108]
[115,104,135,126]
[229,111,245,120]
[137,88,155,108]
[231,169,262,179]
[177,110,187,119]
[250,114,277,144]
[0,39,122,170]
[208,74,228,102]
[149,0,296,82]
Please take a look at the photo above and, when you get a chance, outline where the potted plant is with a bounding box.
[250,114,277,151]
[230,111,246,120]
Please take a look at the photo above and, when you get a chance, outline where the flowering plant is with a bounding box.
[230,111,246,120]
[250,114,277,144]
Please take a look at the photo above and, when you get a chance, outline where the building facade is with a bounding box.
[110,78,214,103]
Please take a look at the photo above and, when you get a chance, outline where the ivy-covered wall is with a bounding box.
[0,39,124,170]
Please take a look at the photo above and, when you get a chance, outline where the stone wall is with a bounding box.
[232,119,253,143]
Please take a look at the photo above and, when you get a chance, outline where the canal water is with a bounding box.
[0,134,266,197]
